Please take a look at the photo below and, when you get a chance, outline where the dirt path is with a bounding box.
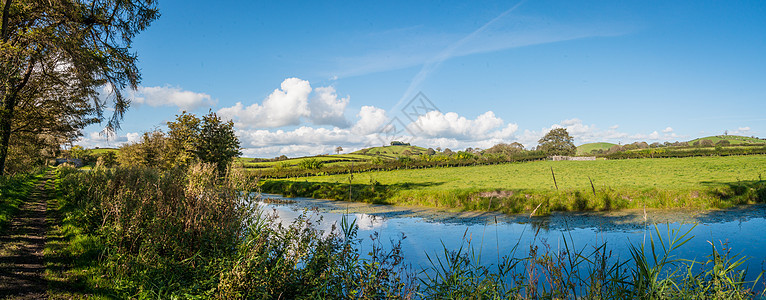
[0,173,51,299]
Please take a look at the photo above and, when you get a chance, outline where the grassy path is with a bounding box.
[0,172,51,299]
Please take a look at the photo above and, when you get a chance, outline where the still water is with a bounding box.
[258,193,766,282]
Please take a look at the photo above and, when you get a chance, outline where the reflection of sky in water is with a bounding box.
[258,195,766,282]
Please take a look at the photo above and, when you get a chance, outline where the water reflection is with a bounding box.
[258,194,766,281]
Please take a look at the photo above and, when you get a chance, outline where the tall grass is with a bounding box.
[55,164,416,298]
[417,224,764,299]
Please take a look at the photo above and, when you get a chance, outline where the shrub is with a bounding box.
[298,158,324,170]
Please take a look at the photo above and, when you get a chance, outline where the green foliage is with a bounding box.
[117,111,241,176]
[0,0,159,175]
[603,145,766,160]
[298,158,325,170]
[55,164,256,297]
[53,165,415,298]
[117,130,170,168]
[538,128,576,156]
[482,142,524,157]
[195,111,242,176]
[96,151,117,168]
[166,111,201,168]
[68,145,90,159]
[217,213,415,298]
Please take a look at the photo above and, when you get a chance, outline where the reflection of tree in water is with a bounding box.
[525,218,551,232]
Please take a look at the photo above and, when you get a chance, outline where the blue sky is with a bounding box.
[79,0,766,157]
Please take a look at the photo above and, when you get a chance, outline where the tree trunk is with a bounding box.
[0,92,17,175]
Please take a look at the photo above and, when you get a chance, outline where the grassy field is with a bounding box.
[576,142,617,155]
[89,148,119,155]
[688,135,766,145]
[237,145,430,171]
[352,145,428,158]
[263,155,766,214]
[236,154,378,169]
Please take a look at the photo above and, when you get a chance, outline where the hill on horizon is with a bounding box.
[687,135,765,145]
[576,142,617,155]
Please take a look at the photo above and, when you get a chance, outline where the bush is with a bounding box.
[298,158,324,170]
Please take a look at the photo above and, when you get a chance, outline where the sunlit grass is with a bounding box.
[266,155,766,213]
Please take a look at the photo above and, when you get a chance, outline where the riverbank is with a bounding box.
[261,155,766,215]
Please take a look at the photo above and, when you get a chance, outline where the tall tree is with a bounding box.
[166,111,201,168]
[0,0,159,175]
[195,111,241,177]
[538,128,576,156]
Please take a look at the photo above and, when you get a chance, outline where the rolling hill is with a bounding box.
[687,135,765,145]
[576,142,617,155]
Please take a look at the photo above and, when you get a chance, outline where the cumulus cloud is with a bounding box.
[218,78,312,128]
[218,78,352,128]
[308,86,350,127]
[132,85,214,111]
[352,106,388,135]
[412,111,517,140]
[75,130,140,148]
[662,127,673,133]
[233,106,526,157]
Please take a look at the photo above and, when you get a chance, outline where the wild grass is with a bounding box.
[0,171,40,232]
[265,155,766,214]
[51,164,416,298]
[416,224,764,299]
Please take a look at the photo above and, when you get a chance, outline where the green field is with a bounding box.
[352,145,428,158]
[263,155,766,214]
[576,142,617,155]
[238,145,429,171]
[237,154,378,169]
[90,147,119,155]
[688,135,766,145]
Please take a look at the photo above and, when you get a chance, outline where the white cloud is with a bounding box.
[631,131,660,140]
[218,78,354,129]
[662,127,673,133]
[732,126,752,135]
[412,111,517,140]
[74,130,140,148]
[234,107,526,157]
[308,86,350,127]
[126,132,141,143]
[352,106,388,135]
[132,85,214,111]
[218,78,312,128]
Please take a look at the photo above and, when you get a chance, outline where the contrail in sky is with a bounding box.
[390,0,528,113]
